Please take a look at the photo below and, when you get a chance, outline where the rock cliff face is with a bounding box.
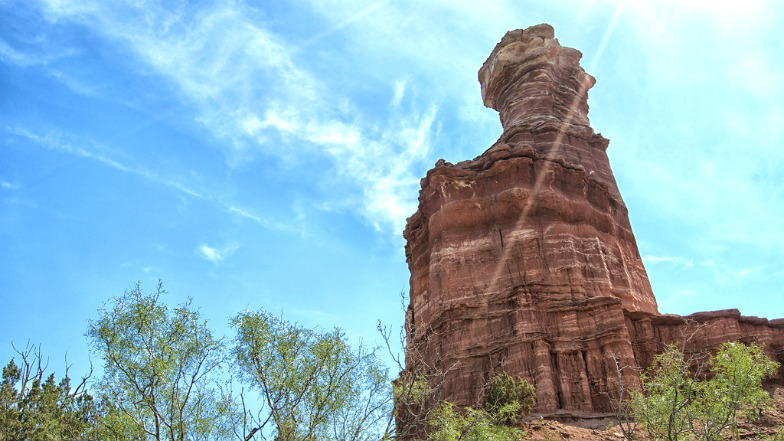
[626,309,784,381]
[402,24,784,422]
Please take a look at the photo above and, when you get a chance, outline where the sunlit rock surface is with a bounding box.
[402,24,784,422]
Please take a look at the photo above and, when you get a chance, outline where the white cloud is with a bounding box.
[643,255,694,268]
[248,102,436,233]
[241,111,298,136]
[7,126,204,199]
[227,205,266,225]
[30,0,444,236]
[735,268,758,279]
[1,181,20,190]
[728,52,782,99]
[46,70,98,96]
[678,288,695,297]
[0,36,78,68]
[6,124,331,241]
[198,243,240,264]
[198,245,221,263]
[31,0,782,248]
[304,120,361,146]
[0,39,39,66]
[391,79,407,107]
[697,259,765,286]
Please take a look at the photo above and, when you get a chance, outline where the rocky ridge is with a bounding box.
[402,24,784,423]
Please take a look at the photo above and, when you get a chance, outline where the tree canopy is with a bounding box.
[87,282,229,441]
[632,341,779,441]
[231,310,393,441]
[0,343,97,440]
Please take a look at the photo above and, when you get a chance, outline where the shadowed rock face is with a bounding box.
[402,24,784,423]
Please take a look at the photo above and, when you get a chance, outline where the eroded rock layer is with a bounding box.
[626,309,784,384]
[403,24,784,422]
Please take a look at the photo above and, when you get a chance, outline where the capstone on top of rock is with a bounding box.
[479,23,596,132]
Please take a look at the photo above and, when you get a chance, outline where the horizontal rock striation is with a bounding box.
[627,309,784,385]
[402,24,784,426]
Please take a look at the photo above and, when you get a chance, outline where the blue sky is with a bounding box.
[2,0,783,379]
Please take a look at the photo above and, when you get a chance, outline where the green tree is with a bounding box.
[231,310,393,441]
[426,401,526,441]
[379,298,463,440]
[378,296,533,440]
[632,341,779,441]
[0,343,97,440]
[88,281,230,441]
[689,342,778,441]
[482,372,536,424]
[632,345,696,441]
[409,372,532,441]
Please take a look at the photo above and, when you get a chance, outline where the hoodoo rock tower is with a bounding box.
[402,24,784,422]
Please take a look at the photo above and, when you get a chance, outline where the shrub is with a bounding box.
[427,401,526,441]
[483,372,536,424]
[632,341,779,441]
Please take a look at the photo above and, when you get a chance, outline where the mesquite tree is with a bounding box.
[88,282,230,441]
[232,310,393,441]
[632,341,778,441]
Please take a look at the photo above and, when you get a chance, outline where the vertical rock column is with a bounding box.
[403,24,657,419]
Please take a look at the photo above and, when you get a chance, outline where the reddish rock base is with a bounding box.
[401,24,784,427]
[524,386,784,440]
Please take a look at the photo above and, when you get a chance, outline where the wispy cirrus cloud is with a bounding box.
[7,125,314,237]
[33,0,440,236]
[0,39,42,67]
[700,259,763,286]
[1,181,21,190]
[0,32,79,68]
[643,255,694,268]
[239,101,437,233]
[29,0,782,248]
[591,0,784,252]
[6,126,205,199]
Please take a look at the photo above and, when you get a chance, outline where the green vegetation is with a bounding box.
[87,281,229,441]
[4,281,783,441]
[2,281,393,440]
[631,341,779,441]
[483,372,536,424]
[0,343,97,440]
[423,372,535,441]
[231,310,393,441]
[392,369,533,441]
[426,401,526,441]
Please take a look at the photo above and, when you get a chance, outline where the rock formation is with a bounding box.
[402,24,784,424]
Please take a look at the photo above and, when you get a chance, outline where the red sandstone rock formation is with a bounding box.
[626,309,784,381]
[402,24,784,424]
